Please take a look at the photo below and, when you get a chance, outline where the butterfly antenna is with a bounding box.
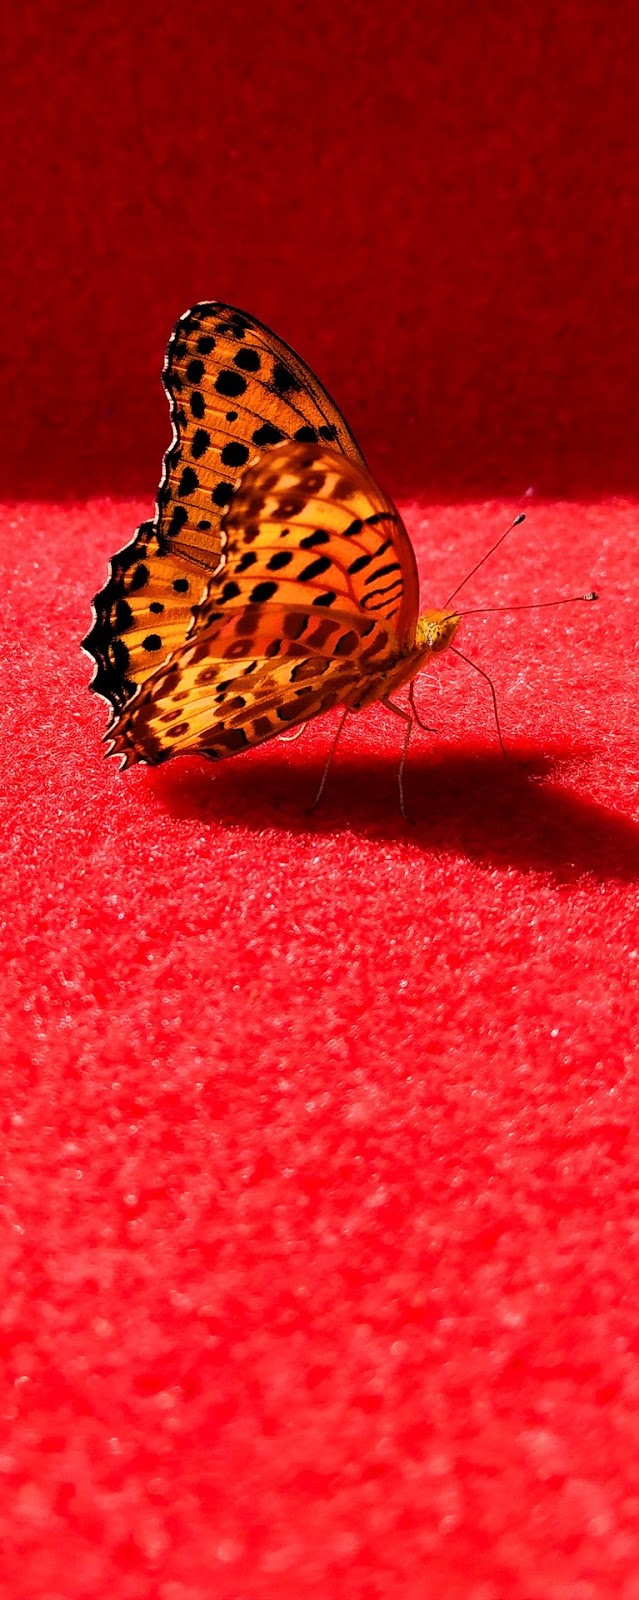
[454,592,598,620]
[444,513,526,608]
[408,679,437,735]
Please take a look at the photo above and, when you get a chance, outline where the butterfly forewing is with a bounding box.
[188,442,419,652]
[157,302,366,568]
[83,523,210,712]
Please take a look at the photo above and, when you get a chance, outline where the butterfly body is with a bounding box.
[346,611,461,713]
[84,303,461,784]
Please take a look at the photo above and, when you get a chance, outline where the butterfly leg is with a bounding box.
[449,645,507,757]
[308,708,350,814]
[408,679,437,735]
[382,697,414,822]
[279,722,308,744]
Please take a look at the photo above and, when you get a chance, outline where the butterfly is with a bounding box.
[85,301,595,815]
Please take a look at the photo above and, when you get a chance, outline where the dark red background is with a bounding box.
[3,4,639,1597]
[4,0,639,499]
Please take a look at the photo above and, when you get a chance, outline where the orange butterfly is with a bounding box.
[84,302,595,815]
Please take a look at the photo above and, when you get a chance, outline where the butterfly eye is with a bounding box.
[432,615,460,652]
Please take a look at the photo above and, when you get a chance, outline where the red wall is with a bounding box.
[5,0,639,499]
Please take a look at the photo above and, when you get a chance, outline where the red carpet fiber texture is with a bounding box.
[4,0,639,1594]
[2,496,638,1599]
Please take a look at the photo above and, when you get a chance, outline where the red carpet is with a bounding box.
[4,0,639,1590]
[2,495,638,1597]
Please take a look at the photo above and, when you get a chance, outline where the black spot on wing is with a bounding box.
[271,361,299,395]
[212,482,234,508]
[234,348,260,372]
[252,423,285,447]
[168,506,188,538]
[115,599,134,631]
[334,630,358,655]
[191,429,210,459]
[130,563,150,591]
[299,530,329,549]
[299,555,332,581]
[179,467,199,497]
[364,562,401,584]
[221,441,250,468]
[112,638,130,675]
[215,370,247,398]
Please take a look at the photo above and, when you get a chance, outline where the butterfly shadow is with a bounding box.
[146,737,639,885]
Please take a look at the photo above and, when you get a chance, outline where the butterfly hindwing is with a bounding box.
[157,302,366,568]
[108,650,361,768]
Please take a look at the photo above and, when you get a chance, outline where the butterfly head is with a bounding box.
[414,609,461,656]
